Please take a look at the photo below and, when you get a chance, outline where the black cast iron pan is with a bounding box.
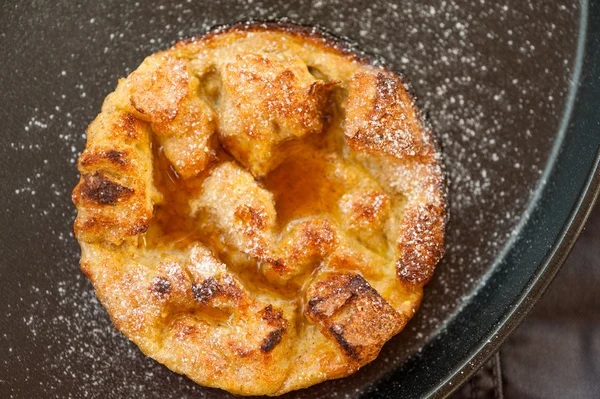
[1,0,599,398]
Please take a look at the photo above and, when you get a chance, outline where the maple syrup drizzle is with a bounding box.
[261,141,344,225]
[144,106,353,302]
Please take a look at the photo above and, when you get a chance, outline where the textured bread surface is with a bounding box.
[72,22,446,396]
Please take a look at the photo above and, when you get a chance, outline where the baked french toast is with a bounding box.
[72,22,446,396]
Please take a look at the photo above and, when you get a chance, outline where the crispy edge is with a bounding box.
[345,71,424,159]
[72,112,157,245]
[305,273,406,364]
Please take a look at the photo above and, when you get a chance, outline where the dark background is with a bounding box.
[0,0,597,398]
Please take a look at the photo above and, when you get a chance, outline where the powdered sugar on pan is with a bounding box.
[0,0,580,398]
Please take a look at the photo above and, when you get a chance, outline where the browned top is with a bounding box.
[72,22,446,397]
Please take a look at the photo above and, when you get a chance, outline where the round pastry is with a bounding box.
[72,22,446,396]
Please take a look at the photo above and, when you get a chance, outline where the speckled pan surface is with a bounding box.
[1,1,599,398]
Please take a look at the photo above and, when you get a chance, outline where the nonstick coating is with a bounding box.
[1,1,599,398]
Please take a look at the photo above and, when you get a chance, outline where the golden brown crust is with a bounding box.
[217,53,336,176]
[72,112,159,245]
[306,273,406,363]
[396,203,446,285]
[190,161,277,260]
[263,217,338,286]
[103,55,217,179]
[346,71,424,159]
[80,244,296,394]
[72,22,446,396]
[129,57,189,123]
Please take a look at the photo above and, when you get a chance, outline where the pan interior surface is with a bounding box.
[0,1,594,398]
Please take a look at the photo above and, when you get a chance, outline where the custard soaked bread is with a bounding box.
[72,22,446,396]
